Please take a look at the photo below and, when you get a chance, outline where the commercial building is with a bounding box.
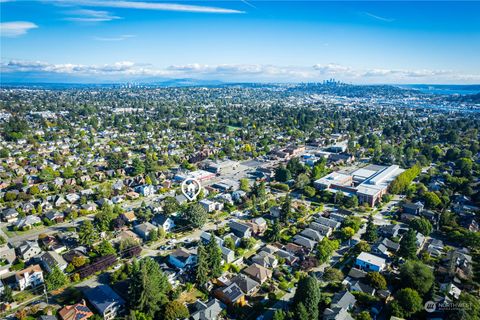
[314,164,404,206]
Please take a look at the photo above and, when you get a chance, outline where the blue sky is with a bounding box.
[1,0,479,83]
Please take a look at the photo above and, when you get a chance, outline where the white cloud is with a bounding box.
[64,9,121,22]
[0,21,38,37]
[93,34,135,41]
[1,60,479,83]
[55,0,244,14]
[362,12,395,23]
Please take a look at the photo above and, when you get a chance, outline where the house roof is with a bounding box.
[16,264,42,279]
[331,290,356,309]
[242,263,272,282]
[228,221,251,234]
[356,252,385,267]
[217,283,244,303]
[231,274,260,294]
[190,299,225,320]
[58,300,93,320]
[84,285,125,315]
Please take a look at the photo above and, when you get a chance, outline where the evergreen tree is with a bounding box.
[364,214,378,242]
[267,219,282,242]
[399,228,418,259]
[295,302,309,320]
[184,203,208,228]
[129,258,170,317]
[1,283,14,303]
[280,194,292,223]
[78,220,97,247]
[45,266,69,291]
[196,242,209,287]
[207,236,223,278]
[293,275,320,320]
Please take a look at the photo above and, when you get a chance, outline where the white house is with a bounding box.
[152,214,175,232]
[355,252,386,272]
[17,240,43,260]
[15,264,44,291]
[199,199,224,213]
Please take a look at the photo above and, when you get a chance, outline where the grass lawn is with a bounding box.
[2,225,45,238]
[177,288,205,304]
[227,125,241,132]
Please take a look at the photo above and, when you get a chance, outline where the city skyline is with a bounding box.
[1,0,480,84]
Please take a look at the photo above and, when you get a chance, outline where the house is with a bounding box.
[40,251,68,273]
[323,307,354,320]
[81,202,97,212]
[58,300,94,320]
[199,199,224,213]
[316,216,341,230]
[231,274,260,295]
[372,238,400,257]
[65,193,80,204]
[221,246,235,264]
[301,228,324,241]
[251,251,278,268]
[15,264,44,291]
[275,249,298,265]
[242,263,272,284]
[14,215,42,229]
[427,239,444,258]
[214,283,245,306]
[45,210,65,223]
[151,214,175,232]
[402,202,424,215]
[133,222,157,240]
[331,290,356,310]
[84,285,125,320]
[168,248,197,269]
[190,298,225,320]
[0,245,16,275]
[355,252,386,272]
[228,220,252,238]
[135,184,155,197]
[350,280,376,295]
[120,211,137,223]
[309,222,333,236]
[17,240,42,260]
[380,224,403,238]
[248,217,268,235]
[293,235,317,250]
[1,208,19,223]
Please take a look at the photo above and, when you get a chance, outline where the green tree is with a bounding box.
[293,276,320,320]
[129,258,171,317]
[45,266,69,291]
[163,300,189,320]
[239,178,250,192]
[389,165,421,194]
[295,302,309,320]
[399,260,434,295]
[391,288,423,318]
[424,191,442,209]
[280,194,292,223]
[272,310,286,320]
[356,311,372,320]
[96,239,116,256]
[207,236,223,278]
[340,226,355,239]
[398,228,417,260]
[184,203,208,228]
[0,235,6,245]
[196,242,209,287]
[1,283,14,303]
[131,157,145,176]
[39,166,59,182]
[364,215,378,243]
[267,219,282,242]
[78,220,97,247]
[304,186,316,198]
[275,166,292,182]
[323,268,344,282]
[107,152,124,170]
[316,238,340,264]
[366,272,387,290]
[295,173,310,190]
[410,217,433,236]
